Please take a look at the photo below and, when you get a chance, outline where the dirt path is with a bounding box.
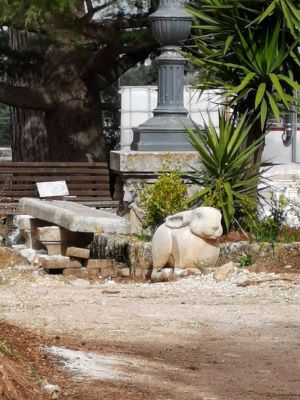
[0,250,299,399]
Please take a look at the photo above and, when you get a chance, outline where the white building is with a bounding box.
[120,85,300,225]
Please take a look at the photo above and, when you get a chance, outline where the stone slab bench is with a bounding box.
[18,198,131,235]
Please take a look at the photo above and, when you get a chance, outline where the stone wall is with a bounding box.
[91,234,152,279]
[219,241,300,266]
[91,234,300,279]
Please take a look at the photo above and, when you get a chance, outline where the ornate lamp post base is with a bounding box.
[131,1,193,151]
[131,114,193,151]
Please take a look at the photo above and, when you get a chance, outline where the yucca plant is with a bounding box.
[185,0,300,164]
[185,112,266,232]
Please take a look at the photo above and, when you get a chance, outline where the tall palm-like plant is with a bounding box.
[185,0,300,163]
[186,112,266,231]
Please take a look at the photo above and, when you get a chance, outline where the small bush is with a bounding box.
[255,217,281,243]
[238,253,254,268]
[140,162,188,230]
[254,192,300,243]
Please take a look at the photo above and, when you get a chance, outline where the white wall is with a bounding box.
[120,86,221,149]
[120,85,300,165]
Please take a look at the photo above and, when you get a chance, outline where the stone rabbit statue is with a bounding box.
[151,207,223,280]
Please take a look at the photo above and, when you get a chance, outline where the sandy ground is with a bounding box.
[0,249,299,399]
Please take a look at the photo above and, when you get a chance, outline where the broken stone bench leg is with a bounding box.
[37,226,93,256]
[37,226,66,256]
[14,215,51,250]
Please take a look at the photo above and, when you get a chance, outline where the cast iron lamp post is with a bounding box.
[131,0,193,151]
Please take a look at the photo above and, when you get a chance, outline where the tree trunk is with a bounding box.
[8,29,49,161]
[246,118,265,167]
[43,46,107,162]
[8,32,108,162]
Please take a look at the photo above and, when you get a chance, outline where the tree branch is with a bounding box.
[96,16,150,30]
[82,0,117,24]
[79,13,149,43]
[82,27,155,77]
[0,82,53,111]
[82,41,121,77]
[96,39,157,90]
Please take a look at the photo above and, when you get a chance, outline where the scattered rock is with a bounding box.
[102,289,121,294]
[63,268,100,279]
[121,268,130,277]
[69,278,90,288]
[213,261,235,282]
[33,255,82,270]
[12,244,27,251]
[151,268,175,283]
[200,397,218,400]
[284,264,293,269]
[42,383,61,399]
[178,268,202,277]
[3,229,23,247]
[174,268,185,276]
[20,248,47,264]
[246,264,267,273]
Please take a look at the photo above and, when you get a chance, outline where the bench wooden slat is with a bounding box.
[0,190,111,197]
[0,162,108,167]
[0,161,116,214]
[0,175,109,182]
[2,183,109,190]
[0,169,109,175]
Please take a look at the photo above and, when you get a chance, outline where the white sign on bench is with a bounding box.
[37,181,69,198]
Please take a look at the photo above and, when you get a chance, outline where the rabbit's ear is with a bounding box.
[165,210,193,229]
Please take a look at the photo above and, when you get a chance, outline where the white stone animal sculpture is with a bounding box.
[151,207,223,275]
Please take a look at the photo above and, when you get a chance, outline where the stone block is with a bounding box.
[151,268,174,282]
[37,226,61,242]
[110,150,202,174]
[63,268,100,278]
[35,255,82,270]
[14,215,33,231]
[121,268,130,277]
[42,242,66,256]
[134,269,150,280]
[100,267,116,278]
[66,247,90,259]
[84,259,112,269]
[20,248,47,264]
[213,261,235,282]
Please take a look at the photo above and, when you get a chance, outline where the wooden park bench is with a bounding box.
[0,162,118,215]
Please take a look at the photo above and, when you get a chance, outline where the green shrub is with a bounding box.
[140,162,188,230]
[255,217,282,243]
[239,253,254,268]
[255,192,300,243]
